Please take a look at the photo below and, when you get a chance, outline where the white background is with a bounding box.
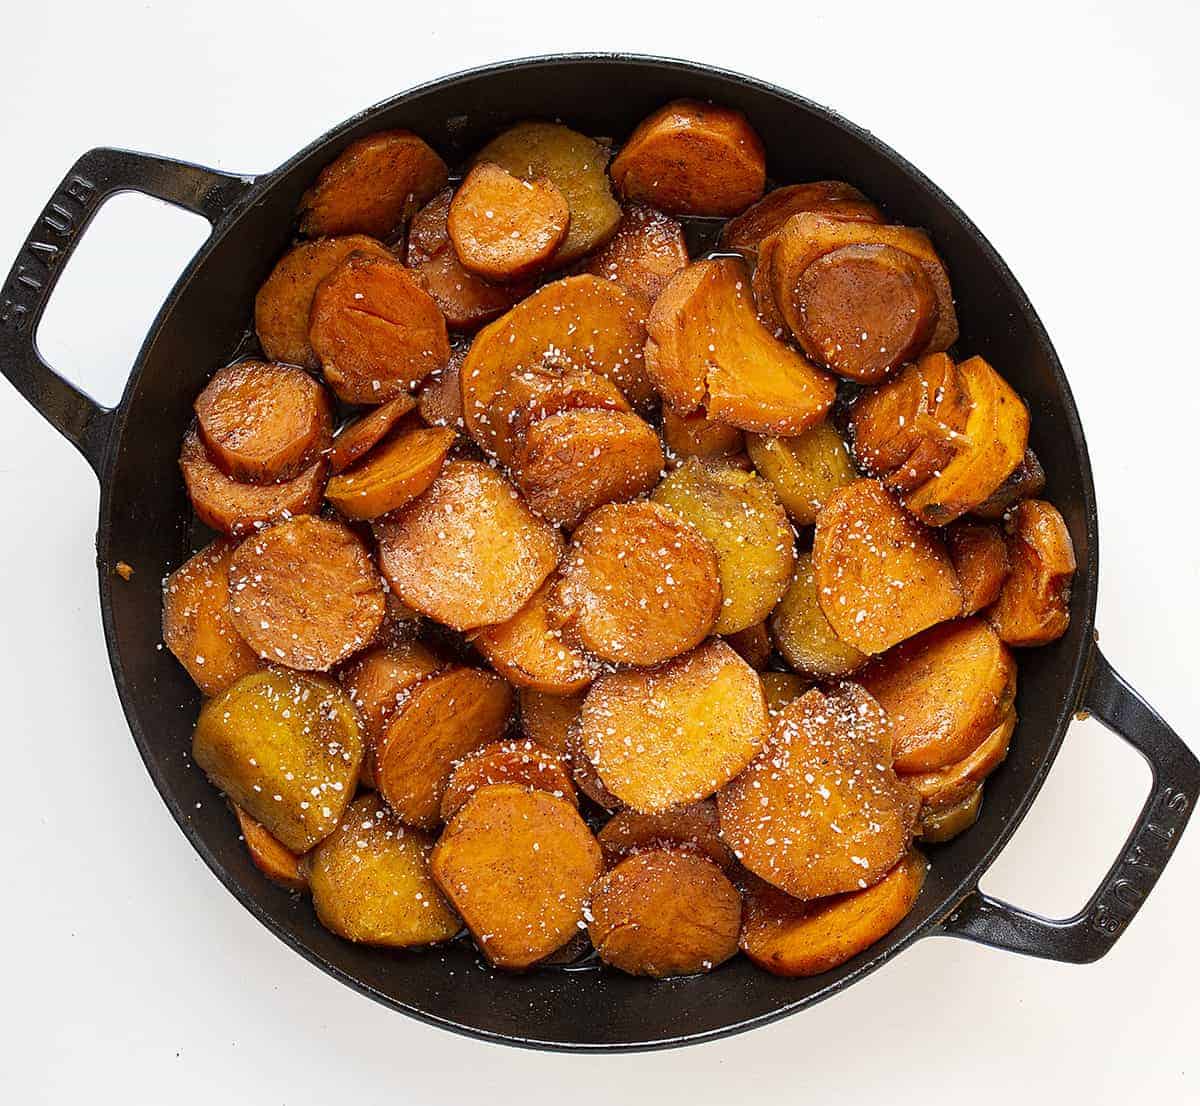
[1,2,1197,1102]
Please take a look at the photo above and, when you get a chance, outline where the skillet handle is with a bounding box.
[937,646,1199,963]
[0,147,254,475]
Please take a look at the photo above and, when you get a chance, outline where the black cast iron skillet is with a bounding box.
[1,54,1196,1052]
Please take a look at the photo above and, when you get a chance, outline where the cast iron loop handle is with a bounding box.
[0,147,255,475]
[938,645,1199,962]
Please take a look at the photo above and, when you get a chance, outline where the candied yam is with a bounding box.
[903,707,1016,810]
[946,520,1010,616]
[989,499,1077,646]
[162,539,262,695]
[309,253,450,404]
[374,666,513,829]
[255,235,392,368]
[299,129,448,238]
[234,806,308,891]
[324,426,455,520]
[375,460,561,631]
[192,670,362,853]
[918,786,983,843]
[227,515,386,671]
[431,783,602,969]
[739,850,926,976]
[588,849,741,977]
[750,231,790,336]
[724,621,772,669]
[746,420,858,526]
[417,345,466,428]
[519,688,583,756]
[610,100,766,217]
[440,738,576,821]
[662,406,744,463]
[567,721,624,812]
[972,448,1046,520]
[645,258,836,435]
[597,800,733,871]
[770,551,867,678]
[580,639,769,813]
[327,393,418,474]
[760,671,809,716]
[812,479,961,654]
[308,795,460,946]
[717,685,919,899]
[580,202,689,305]
[860,618,1016,773]
[552,500,720,666]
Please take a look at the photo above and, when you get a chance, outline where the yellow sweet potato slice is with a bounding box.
[724,621,771,669]
[162,539,263,695]
[903,707,1016,810]
[192,669,363,853]
[812,479,961,654]
[234,805,308,891]
[431,782,603,969]
[579,639,769,813]
[580,202,689,306]
[299,129,448,238]
[645,258,836,435]
[651,458,794,635]
[588,849,741,977]
[327,394,418,474]
[552,500,720,666]
[770,551,867,678]
[374,460,562,631]
[760,671,809,716]
[610,100,766,217]
[946,520,1010,616]
[519,689,583,757]
[662,406,744,463]
[308,794,460,946]
[918,786,984,843]
[476,122,621,265]
[972,448,1045,520]
[739,850,926,976]
[746,420,858,526]
[597,799,734,871]
[227,515,386,671]
[324,426,454,520]
[989,499,1076,646]
[860,617,1016,773]
[717,685,919,899]
[309,253,450,404]
[374,666,513,829]
[439,738,576,821]
[255,235,393,368]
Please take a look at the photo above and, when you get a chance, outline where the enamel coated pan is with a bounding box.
[1,54,1195,1051]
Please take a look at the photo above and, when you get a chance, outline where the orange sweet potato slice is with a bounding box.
[580,202,689,306]
[724,621,772,669]
[439,738,576,822]
[750,230,790,337]
[162,539,263,696]
[972,448,1045,519]
[417,344,466,428]
[610,100,766,217]
[645,258,836,435]
[324,426,455,520]
[579,639,769,813]
[588,849,741,977]
[860,617,1016,773]
[662,406,744,463]
[552,500,720,666]
[597,799,734,871]
[988,499,1076,646]
[717,684,919,899]
[431,782,602,969]
[567,719,625,812]
[327,393,418,474]
[374,666,513,828]
[227,515,386,671]
[519,689,583,757]
[746,420,859,526]
[946,520,1010,616]
[812,478,961,654]
[918,786,983,842]
[234,805,308,891]
[299,129,448,238]
[375,460,562,631]
[770,551,867,678]
[309,253,450,404]
[739,850,926,976]
[760,671,809,716]
[902,707,1016,810]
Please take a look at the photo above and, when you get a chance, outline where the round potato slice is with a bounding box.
[902,708,1016,810]
[567,721,624,812]
[308,795,461,947]
[519,688,583,757]
[234,805,308,891]
[588,849,741,977]
[739,850,926,976]
[374,666,513,829]
[430,783,603,969]
[580,639,769,813]
[552,500,720,667]
[746,421,859,527]
[988,499,1076,647]
[760,671,809,716]
[597,799,734,871]
[374,460,562,631]
[417,347,466,429]
[324,426,455,520]
[662,406,744,463]
[580,202,689,306]
[769,551,867,678]
[228,515,386,671]
[440,738,576,822]
[327,393,418,474]
[946,519,1010,617]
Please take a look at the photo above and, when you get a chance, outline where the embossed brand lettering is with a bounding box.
[62,174,95,205]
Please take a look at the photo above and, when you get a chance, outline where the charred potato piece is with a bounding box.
[770,551,867,678]
[946,520,1010,616]
[918,787,983,843]
[902,708,1016,810]
[580,202,689,306]
[440,738,576,822]
[597,799,734,871]
[989,499,1076,646]
[972,448,1046,520]
[325,426,455,520]
[724,621,772,669]
[234,806,308,891]
[519,689,583,757]
[746,420,859,526]
[327,393,418,474]
[662,406,744,463]
[760,671,809,716]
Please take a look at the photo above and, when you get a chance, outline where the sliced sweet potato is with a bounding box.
[717,685,919,899]
[645,258,836,435]
[324,426,455,520]
[610,100,766,217]
[972,448,1046,520]
[519,689,583,757]
[299,129,448,238]
[580,202,689,305]
[739,850,926,976]
[860,617,1016,773]
[746,420,859,526]
[903,707,1016,810]
[750,230,790,337]
[918,786,983,843]
[162,539,262,695]
[374,666,513,828]
[375,460,561,631]
[180,424,326,536]
[192,669,363,853]
[512,409,665,529]
[769,551,867,678]
[724,621,771,669]
[552,500,720,666]
[579,639,769,813]
[327,393,418,474]
[234,806,308,891]
[662,406,744,463]
[308,795,461,946]
[567,720,624,812]
[812,479,961,654]
[946,520,1010,616]
[447,163,570,282]
[255,235,393,368]
[989,500,1076,646]
[760,671,809,716]
[309,253,450,404]
[439,738,576,822]
[597,800,734,871]
[227,515,386,671]
[417,345,466,428]
[476,122,622,265]
[431,782,602,969]
[588,849,741,977]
